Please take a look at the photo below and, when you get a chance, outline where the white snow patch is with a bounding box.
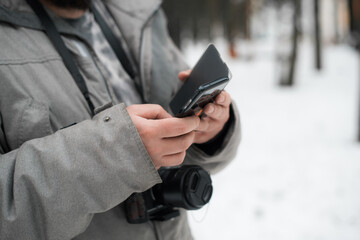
[184,39,360,240]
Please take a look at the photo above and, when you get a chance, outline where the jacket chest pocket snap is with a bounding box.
[16,98,52,148]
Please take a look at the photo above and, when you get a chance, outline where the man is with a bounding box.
[0,0,241,239]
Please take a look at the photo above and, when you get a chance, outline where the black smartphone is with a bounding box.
[170,44,231,118]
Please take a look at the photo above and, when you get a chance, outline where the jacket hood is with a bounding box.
[0,0,162,31]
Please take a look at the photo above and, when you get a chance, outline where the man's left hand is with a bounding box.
[178,70,232,144]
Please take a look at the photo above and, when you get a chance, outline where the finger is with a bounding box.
[195,118,210,132]
[156,116,200,138]
[161,131,195,155]
[215,91,232,107]
[178,69,192,82]
[161,151,186,167]
[203,103,228,121]
[193,132,211,144]
[127,104,172,120]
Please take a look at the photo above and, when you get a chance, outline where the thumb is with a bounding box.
[178,69,191,82]
[127,104,172,120]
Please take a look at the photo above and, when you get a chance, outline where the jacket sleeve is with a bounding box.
[155,9,241,174]
[0,104,161,240]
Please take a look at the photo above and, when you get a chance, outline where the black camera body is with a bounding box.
[125,165,213,224]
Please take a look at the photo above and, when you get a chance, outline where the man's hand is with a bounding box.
[127,104,200,169]
[178,70,232,144]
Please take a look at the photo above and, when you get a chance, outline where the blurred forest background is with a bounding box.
[163,0,360,139]
[162,1,360,239]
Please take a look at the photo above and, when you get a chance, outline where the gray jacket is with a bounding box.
[0,0,241,239]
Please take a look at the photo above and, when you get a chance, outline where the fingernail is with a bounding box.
[218,95,225,103]
[207,105,214,114]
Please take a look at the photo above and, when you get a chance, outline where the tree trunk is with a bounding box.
[348,0,360,141]
[222,0,230,42]
[348,0,354,32]
[280,0,300,86]
[298,0,303,38]
[334,0,340,43]
[244,0,251,40]
[314,0,322,70]
[358,49,360,141]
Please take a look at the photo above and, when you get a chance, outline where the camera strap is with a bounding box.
[26,0,95,116]
[26,0,137,116]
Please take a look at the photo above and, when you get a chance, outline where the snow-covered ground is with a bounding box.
[184,39,360,240]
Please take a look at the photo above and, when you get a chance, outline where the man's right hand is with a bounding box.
[126,104,200,170]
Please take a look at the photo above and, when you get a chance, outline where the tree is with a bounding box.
[279,0,300,86]
[314,0,322,70]
[350,0,360,141]
[358,46,360,142]
[333,0,340,43]
[348,0,360,141]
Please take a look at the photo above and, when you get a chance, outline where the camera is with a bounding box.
[125,165,213,224]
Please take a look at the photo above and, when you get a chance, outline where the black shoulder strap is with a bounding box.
[25,0,95,116]
[89,2,136,79]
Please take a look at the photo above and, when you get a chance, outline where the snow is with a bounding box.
[183,38,360,240]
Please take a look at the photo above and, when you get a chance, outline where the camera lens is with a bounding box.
[155,165,212,210]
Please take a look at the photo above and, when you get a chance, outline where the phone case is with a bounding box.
[169,44,230,117]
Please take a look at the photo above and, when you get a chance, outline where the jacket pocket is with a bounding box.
[17,98,52,147]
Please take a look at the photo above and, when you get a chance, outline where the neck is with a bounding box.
[39,0,86,19]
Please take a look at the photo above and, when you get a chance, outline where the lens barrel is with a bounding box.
[155,165,213,210]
